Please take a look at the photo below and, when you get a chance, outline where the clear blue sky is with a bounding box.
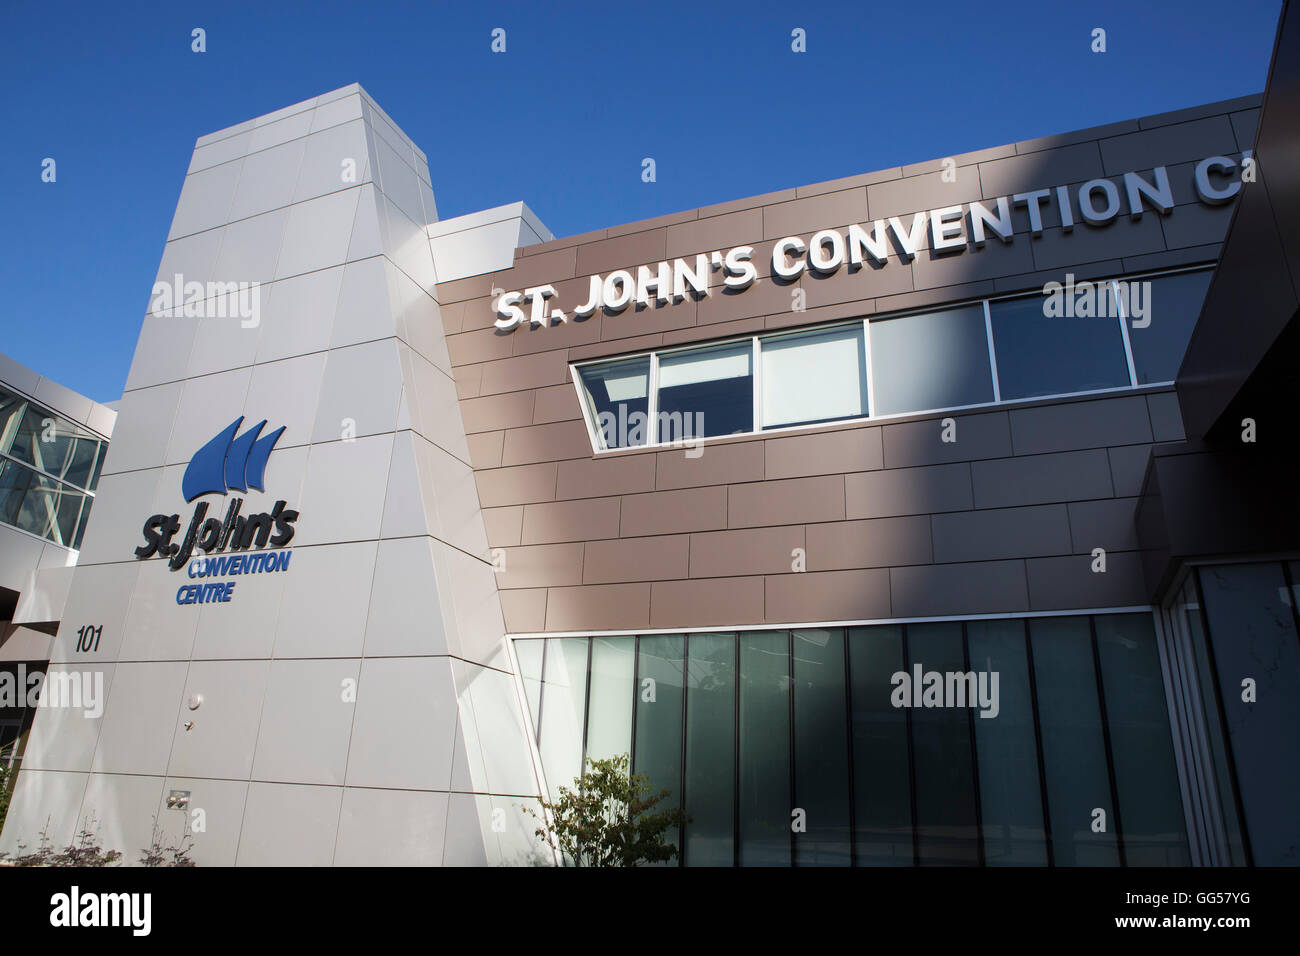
[0,0,1282,403]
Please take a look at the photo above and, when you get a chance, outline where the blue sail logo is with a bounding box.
[181,417,285,503]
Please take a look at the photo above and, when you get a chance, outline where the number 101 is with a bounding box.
[75,624,103,653]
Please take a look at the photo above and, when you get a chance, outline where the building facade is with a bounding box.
[451,89,1280,867]
[1,24,1295,864]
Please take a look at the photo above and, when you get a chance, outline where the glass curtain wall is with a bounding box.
[1189,562,1300,866]
[0,384,106,549]
[515,612,1189,866]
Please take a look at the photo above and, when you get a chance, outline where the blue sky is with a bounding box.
[0,0,1282,403]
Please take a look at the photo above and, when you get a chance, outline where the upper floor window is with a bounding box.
[571,267,1212,452]
[1128,270,1214,385]
[657,342,752,442]
[989,295,1132,401]
[577,357,651,450]
[762,325,867,429]
[0,385,107,549]
[870,304,994,415]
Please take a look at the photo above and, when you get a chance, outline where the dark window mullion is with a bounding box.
[1089,615,1127,866]
[1157,602,1212,863]
[733,632,740,868]
[1191,568,1255,867]
[1278,561,1300,653]
[961,621,986,866]
[628,636,639,774]
[1023,617,1055,867]
[843,627,857,867]
[579,637,593,781]
[787,630,796,867]
[679,634,689,867]
[902,623,919,867]
[534,640,548,749]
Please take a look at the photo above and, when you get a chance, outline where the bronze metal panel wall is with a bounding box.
[441,96,1258,631]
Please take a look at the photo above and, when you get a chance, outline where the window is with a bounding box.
[684,633,736,866]
[990,294,1131,400]
[515,639,544,734]
[0,446,92,549]
[6,404,104,490]
[571,268,1212,452]
[0,463,76,544]
[848,626,912,865]
[656,342,752,441]
[0,664,46,781]
[577,357,650,449]
[1165,574,1248,864]
[0,384,107,548]
[0,390,27,451]
[869,305,994,415]
[761,324,867,428]
[793,628,852,865]
[1030,617,1120,866]
[968,619,1048,865]
[585,637,634,764]
[1127,271,1213,384]
[514,611,1187,866]
[1195,563,1300,866]
[1094,614,1190,865]
[536,637,588,802]
[514,613,1190,868]
[908,622,980,865]
[634,635,685,860]
[738,630,790,866]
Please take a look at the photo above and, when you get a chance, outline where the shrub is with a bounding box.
[0,812,196,867]
[527,753,688,867]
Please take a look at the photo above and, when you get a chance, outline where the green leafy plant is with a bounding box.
[528,753,688,867]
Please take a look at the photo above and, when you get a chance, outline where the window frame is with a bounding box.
[1121,269,1217,386]
[987,280,1137,402]
[507,604,1177,868]
[570,265,1213,456]
[0,457,92,549]
[757,321,870,431]
[574,354,654,452]
[866,300,997,417]
[654,338,756,442]
[0,384,108,548]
